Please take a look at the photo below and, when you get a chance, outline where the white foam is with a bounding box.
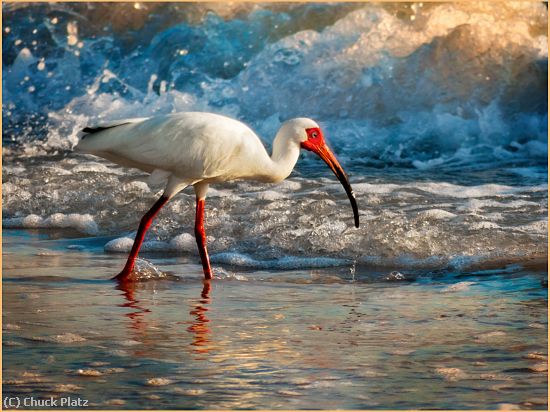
[210,252,350,269]
[169,233,196,252]
[2,3,546,269]
[3,213,98,235]
[105,233,199,253]
[385,271,406,281]
[413,182,520,199]
[31,333,86,343]
[351,183,400,195]
[256,190,286,201]
[206,187,241,200]
[417,209,457,220]
[461,199,541,212]
[30,165,73,176]
[104,237,134,252]
[44,213,99,235]
[278,180,302,191]
[3,166,26,175]
[435,367,468,382]
[358,253,534,271]
[3,182,32,202]
[72,162,123,175]
[104,238,172,253]
[517,219,548,235]
[122,181,150,193]
[471,221,501,230]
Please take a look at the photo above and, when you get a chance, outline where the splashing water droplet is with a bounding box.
[385,271,406,281]
[67,21,78,46]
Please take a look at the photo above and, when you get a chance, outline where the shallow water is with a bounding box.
[3,230,548,409]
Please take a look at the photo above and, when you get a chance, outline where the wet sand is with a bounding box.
[2,229,548,409]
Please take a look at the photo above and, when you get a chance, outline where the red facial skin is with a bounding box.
[301,127,325,151]
[300,127,360,229]
[301,127,342,176]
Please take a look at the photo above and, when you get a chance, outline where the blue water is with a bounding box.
[3,2,547,170]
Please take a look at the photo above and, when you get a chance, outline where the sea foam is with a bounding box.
[3,213,99,235]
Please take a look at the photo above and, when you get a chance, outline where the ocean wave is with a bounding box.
[2,3,547,267]
[3,173,546,265]
[3,2,547,168]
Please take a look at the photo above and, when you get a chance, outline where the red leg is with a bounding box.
[195,198,213,280]
[114,195,170,282]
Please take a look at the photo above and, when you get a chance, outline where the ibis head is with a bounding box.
[279,118,359,228]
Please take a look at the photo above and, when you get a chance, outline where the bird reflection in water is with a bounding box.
[116,279,213,357]
[116,280,152,332]
[187,280,212,357]
[116,280,160,358]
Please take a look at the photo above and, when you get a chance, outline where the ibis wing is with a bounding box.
[75,112,270,181]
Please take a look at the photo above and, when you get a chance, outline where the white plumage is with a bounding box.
[75,111,358,282]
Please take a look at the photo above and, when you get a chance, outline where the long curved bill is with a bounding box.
[314,145,360,228]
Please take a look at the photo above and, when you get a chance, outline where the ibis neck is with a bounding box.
[265,133,300,183]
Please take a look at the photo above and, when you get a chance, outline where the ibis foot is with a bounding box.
[113,269,136,283]
[203,269,213,280]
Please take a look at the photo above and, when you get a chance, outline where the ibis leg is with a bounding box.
[114,195,170,282]
[195,198,213,280]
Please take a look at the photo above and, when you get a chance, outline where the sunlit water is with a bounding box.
[3,230,548,409]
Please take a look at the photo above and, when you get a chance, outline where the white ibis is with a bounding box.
[75,112,359,282]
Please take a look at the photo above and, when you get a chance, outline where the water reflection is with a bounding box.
[4,266,547,410]
[116,281,152,332]
[116,279,213,357]
[188,281,212,356]
[116,280,163,359]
